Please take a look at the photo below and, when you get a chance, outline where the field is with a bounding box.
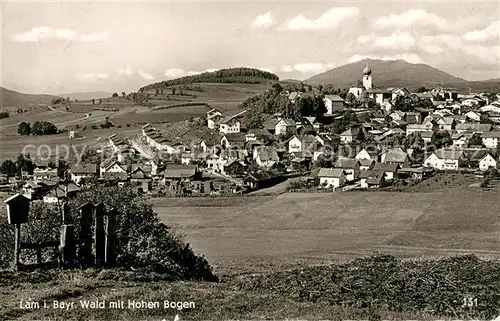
[0,83,269,161]
[152,189,500,273]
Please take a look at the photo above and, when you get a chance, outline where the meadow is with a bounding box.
[152,189,500,272]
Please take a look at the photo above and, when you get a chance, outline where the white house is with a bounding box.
[219,117,241,134]
[424,148,464,170]
[275,118,296,136]
[452,133,472,148]
[479,104,500,114]
[465,111,481,122]
[318,168,346,189]
[70,163,97,185]
[323,95,345,114]
[206,109,223,129]
[482,131,500,149]
[355,148,379,161]
[334,158,360,181]
[100,159,127,178]
[253,146,279,168]
[340,128,359,144]
[479,154,497,171]
[288,135,319,154]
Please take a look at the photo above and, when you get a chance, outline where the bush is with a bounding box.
[0,112,9,119]
[62,185,218,281]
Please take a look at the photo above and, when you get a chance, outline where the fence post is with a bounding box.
[59,224,75,268]
[14,223,21,271]
[105,208,120,267]
[78,202,94,267]
[94,203,106,267]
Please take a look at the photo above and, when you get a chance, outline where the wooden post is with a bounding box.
[59,224,75,268]
[14,224,21,271]
[105,209,120,267]
[94,203,106,267]
[78,203,93,267]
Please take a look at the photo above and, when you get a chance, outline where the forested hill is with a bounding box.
[139,68,279,91]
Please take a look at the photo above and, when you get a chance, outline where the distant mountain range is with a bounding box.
[59,91,113,101]
[0,87,61,108]
[306,59,500,91]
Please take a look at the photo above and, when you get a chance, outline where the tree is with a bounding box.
[415,87,428,93]
[57,159,68,179]
[155,88,160,96]
[247,112,264,129]
[171,88,176,95]
[31,121,58,135]
[469,133,482,146]
[345,92,356,104]
[121,92,126,98]
[112,93,119,98]
[92,99,96,105]
[271,82,283,96]
[0,112,9,119]
[16,153,34,176]
[0,160,17,177]
[17,122,31,136]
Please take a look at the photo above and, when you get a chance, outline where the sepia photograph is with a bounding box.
[0,0,499,320]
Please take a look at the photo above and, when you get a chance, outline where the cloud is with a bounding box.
[357,31,416,51]
[281,62,335,73]
[463,20,500,42]
[251,11,276,28]
[13,26,108,43]
[375,9,482,34]
[347,53,423,64]
[117,66,135,76]
[138,69,154,80]
[281,7,359,31]
[76,73,109,81]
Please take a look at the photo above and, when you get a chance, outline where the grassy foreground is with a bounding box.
[1,254,498,321]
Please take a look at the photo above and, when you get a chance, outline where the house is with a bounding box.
[161,165,199,182]
[360,170,386,189]
[436,117,455,131]
[334,158,360,181]
[389,111,406,121]
[381,100,394,113]
[455,123,492,134]
[287,91,302,103]
[480,104,500,114]
[42,182,80,204]
[244,169,285,190]
[479,154,497,171]
[358,158,375,171]
[221,133,246,149]
[406,121,437,136]
[323,95,345,114]
[380,148,409,167]
[130,166,152,193]
[465,111,481,122]
[421,131,436,144]
[206,109,223,129]
[348,80,365,99]
[99,159,127,178]
[340,128,359,144]
[303,117,321,131]
[366,89,392,105]
[253,146,279,168]
[100,172,128,187]
[264,118,296,136]
[452,133,472,148]
[22,179,58,200]
[355,148,379,161]
[70,163,98,185]
[219,116,241,134]
[405,112,422,124]
[318,168,346,188]
[288,135,320,154]
[206,154,224,173]
[481,131,500,149]
[373,163,399,181]
[33,168,58,179]
[424,148,464,170]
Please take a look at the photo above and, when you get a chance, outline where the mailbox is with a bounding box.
[4,193,30,225]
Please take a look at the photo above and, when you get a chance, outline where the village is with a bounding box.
[3,65,500,204]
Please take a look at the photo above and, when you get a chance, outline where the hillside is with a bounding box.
[59,91,113,101]
[306,59,467,88]
[139,67,279,91]
[0,87,60,107]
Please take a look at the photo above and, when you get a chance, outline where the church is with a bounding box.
[348,65,373,99]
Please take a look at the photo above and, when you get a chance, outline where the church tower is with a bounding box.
[362,65,372,90]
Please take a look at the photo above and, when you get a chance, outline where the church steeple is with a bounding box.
[362,64,372,90]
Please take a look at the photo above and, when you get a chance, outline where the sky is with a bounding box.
[1,0,499,94]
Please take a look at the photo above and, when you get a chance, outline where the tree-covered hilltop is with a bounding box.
[139,68,279,91]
